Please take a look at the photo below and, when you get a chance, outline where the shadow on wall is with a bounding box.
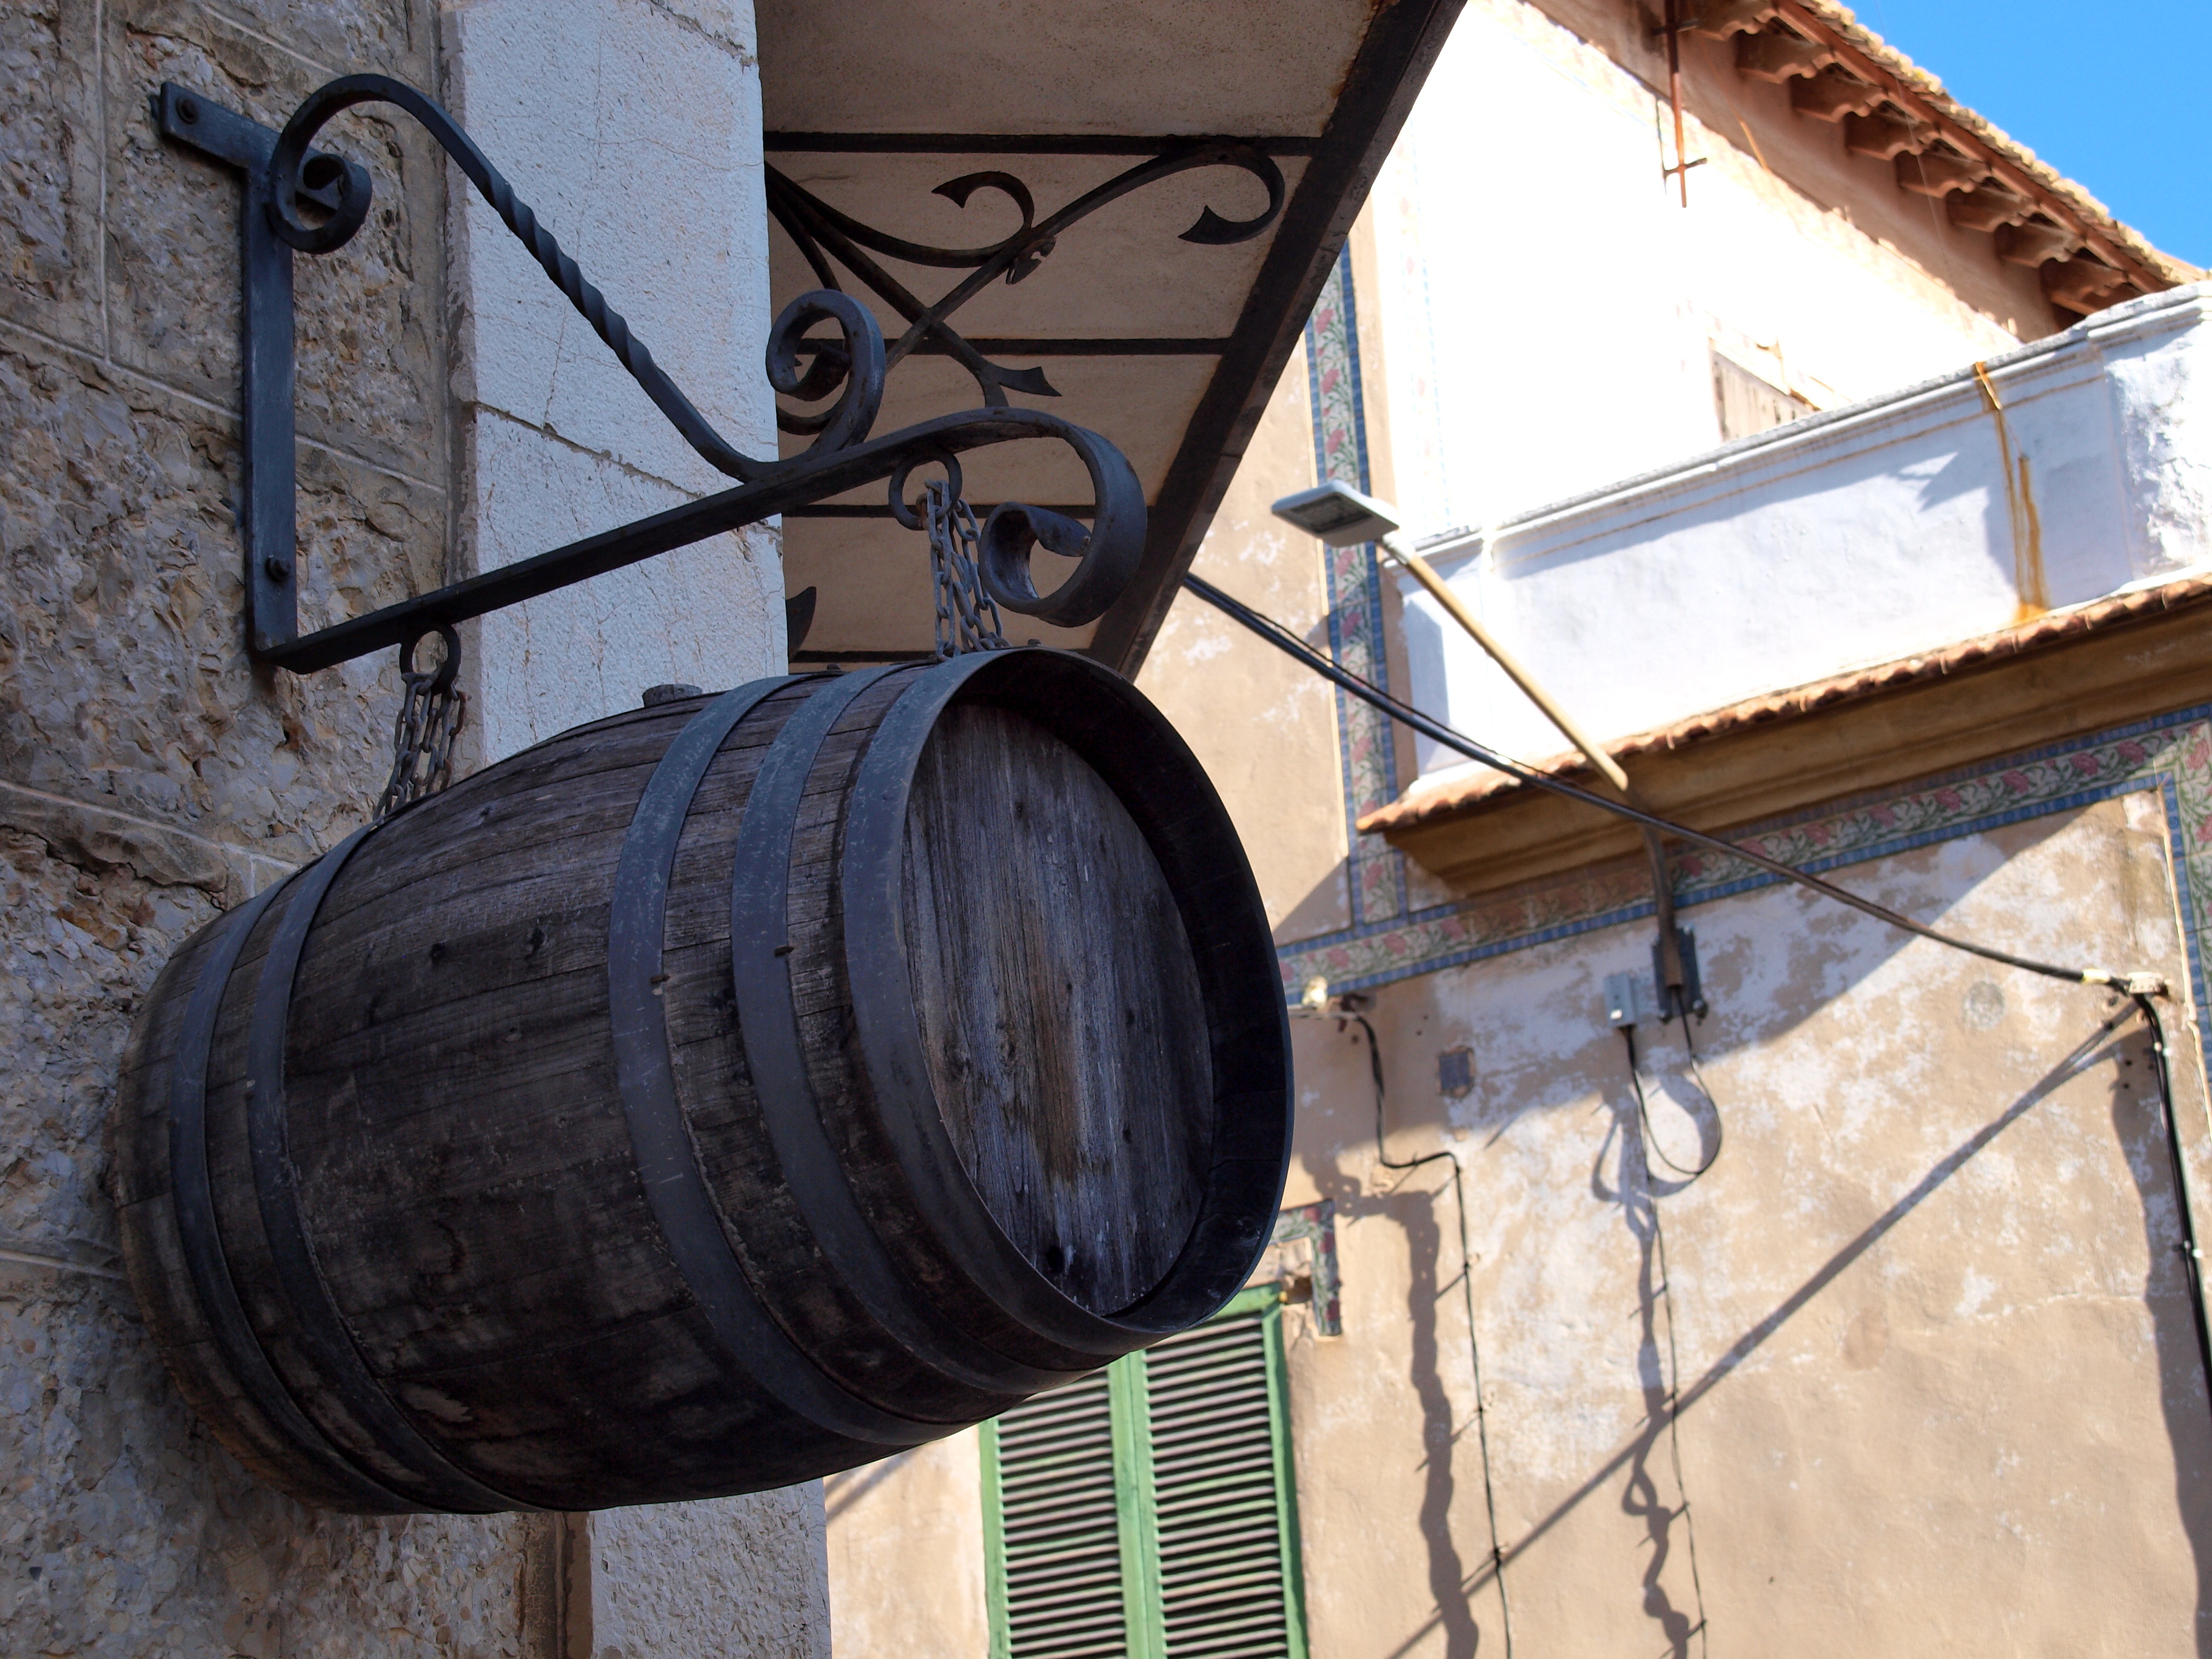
[1592,1084,1704,1657]
[1301,1147,1488,1659]
[823,1453,914,1526]
[1355,1008,2212,1658]
[2110,1041,2212,1651]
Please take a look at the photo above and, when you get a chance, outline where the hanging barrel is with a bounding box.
[112,648,1289,1514]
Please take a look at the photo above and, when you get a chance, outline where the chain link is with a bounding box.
[375,626,466,821]
[925,479,1009,659]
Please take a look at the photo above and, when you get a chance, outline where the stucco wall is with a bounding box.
[1,1,816,1653]
[1273,787,2212,1656]
[1136,338,1354,945]
[823,1431,989,1659]
[1369,0,2035,542]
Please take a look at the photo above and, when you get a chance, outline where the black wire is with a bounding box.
[1646,1206,1712,1658]
[1623,1025,1723,1183]
[1181,572,2160,997]
[1346,1013,1515,1659]
[2134,994,2212,1405]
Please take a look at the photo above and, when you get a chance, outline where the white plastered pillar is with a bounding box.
[440,5,823,1654]
[443,0,786,764]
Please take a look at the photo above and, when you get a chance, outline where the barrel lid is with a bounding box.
[842,649,1291,1344]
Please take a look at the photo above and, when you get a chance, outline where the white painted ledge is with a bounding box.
[1401,282,2212,780]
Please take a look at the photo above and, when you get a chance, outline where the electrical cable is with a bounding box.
[1344,1013,1515,1659]
[2133,994,2212,1399]
[1623,1025,1723,1184]
[1181,571,2167,999]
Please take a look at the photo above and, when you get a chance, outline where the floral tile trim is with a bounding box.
[1279,708,2212,1055]
[1305,248,1407,929]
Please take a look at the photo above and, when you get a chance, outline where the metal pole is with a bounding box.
[1378,534,1631,792]
[1377,533,1692,1008]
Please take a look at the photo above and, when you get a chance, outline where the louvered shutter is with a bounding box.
[1148,1312,1299,1658]
[983,1286,1306,1659]
[988,1370,1129,1659]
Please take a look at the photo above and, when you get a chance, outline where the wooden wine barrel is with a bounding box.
[112,648,1288,1514]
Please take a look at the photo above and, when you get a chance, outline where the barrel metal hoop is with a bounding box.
[246,823,536,1513]
[840,649,1158,1356]
[610,674,938,1449]
[731,666,1079,1398]
[167,875,417,1513]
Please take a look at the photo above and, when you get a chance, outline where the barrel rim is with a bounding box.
[842,646,1292,1343]
[726,667,1088,1398]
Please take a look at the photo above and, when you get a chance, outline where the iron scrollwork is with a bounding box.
[765,142,1285,413]
[155,73,1201,674]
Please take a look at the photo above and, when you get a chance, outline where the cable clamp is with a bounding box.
[2083,970,2169,997]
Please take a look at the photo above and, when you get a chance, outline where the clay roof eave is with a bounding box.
[1359,571,2212,839]
[1724,1,2199,298]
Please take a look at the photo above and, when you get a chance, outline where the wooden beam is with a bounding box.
[1372,594,2212,894]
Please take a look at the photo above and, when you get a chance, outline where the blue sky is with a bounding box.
[1858,0,2208,268]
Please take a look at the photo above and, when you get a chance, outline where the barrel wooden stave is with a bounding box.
[757,671,1128,1378]
[663,675,1052,1412]
[114,651,1290,1513]
[278,689,883,1506]
[112,919,407,1513]
[903,701,1214,1316]
[278,675,1030,1501]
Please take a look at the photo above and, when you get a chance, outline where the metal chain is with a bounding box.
[925,478,1008,659]
[375,625,466,820]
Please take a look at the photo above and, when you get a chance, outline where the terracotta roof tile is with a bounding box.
[1358,573,2212,836]
[1774,2,2200,290]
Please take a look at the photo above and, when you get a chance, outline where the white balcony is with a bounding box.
[1399,283,2212,782]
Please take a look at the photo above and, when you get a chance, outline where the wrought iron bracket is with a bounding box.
[155,76,1151,674]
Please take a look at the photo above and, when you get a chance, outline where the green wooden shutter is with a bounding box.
[984,1285,1307,1659]
[983,1370,1128,1659]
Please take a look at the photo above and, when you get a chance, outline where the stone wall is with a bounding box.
[0,1,814,1653]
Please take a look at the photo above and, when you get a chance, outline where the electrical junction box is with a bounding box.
[1603,972,1647,1028]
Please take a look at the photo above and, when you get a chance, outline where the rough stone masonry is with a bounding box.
[0,0,813,1652]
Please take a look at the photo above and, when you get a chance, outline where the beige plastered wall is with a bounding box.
[1134,332,1357,945]
[1280,789,2212,1656]
[826,3,2211,1655]
[825,1429,991,1659]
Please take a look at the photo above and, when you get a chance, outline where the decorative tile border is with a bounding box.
[1304,249,1407,930]
[1279,706,2212,1056]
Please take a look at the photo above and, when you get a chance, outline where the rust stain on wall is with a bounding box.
[1974,360,2049,622]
